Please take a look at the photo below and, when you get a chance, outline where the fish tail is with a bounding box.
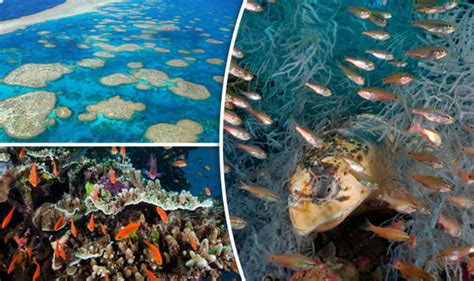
[408,119,421,133]
[364,218,375,231]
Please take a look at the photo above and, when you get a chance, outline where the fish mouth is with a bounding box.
[287,132,377,235]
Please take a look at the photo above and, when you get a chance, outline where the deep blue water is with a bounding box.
[0,0,66,21]
[0,0,242,142]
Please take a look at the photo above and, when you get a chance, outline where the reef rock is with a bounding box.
[132,69,170,87]
[0,91,56,139]
[206,58,224,65]
[145,119,204,143]
[55,107,72,119]
[165,59,189,67]
[168,79,210,100]
[78,96,145,122]
[2,63,73,88]
[77,58,106,69]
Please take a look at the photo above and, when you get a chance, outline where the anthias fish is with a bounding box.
[87,214,95,232]
[405,45,448,60]
[109,166,116,184]
[358,87,398,101]
[437,213,462,237]
[409,120,442,147]
[115,215,142,240]
[447,195,474,209]
[336,62,365,85]
[53,214,64,231]
[365,219,411,242]
[305,82,332,97]
[230,216,247,230]
[240,181,279,202]
[412,108,454,125]
[413,19,455,35]
[383,72,414,85]
[224,125,251,141]
[362,30,391,40]
[224,110,242,126]
[438,246,474,264]
[412,175,451,192]
[365,49,394,60]
[347,6,371,19]
[345,57,375,71]
[293,124,324,148]
[144,240,163,266]
[393,260,432,281]
[237,143,268,159]
[29,161,38,188]
[156,207,169,224]
[408,151,444,168]
[2,206,15,229]
[266,253,317,270]
[70,217,77,238]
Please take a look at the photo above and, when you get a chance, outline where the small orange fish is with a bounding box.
[447,195,474,209]
[407,151,444,169]
[468,256,474,276]
[393,260,432,280]
[266,253,317,270]
[156,207,169,224]
[236,143,268,159]
[26,248,32,259]
[358,87,398,101]
[412,108,454,125]
[365,219,410,242]
[2,206,16,229]
[70,217,77,238]
[172,160,187,168]
[54,214,64,231]
[247,107,273,126]
[7,252,21,274]
[105,273,110,281]
[120,147,126,158]
[111,147,118,155]
[115,215,142,241]
[92,188,99,201]
[383,72,414,85]
[437,213,462,237]
[305,82,332,97]
[87,214,95,232]
[240,181,279,202]
[100,223,107,235]
[412,175,451,192]
[54,240,60,258]
[462,146,474,157]
[293,124,324,148]
[52,160,58,177]
[109,167,116,184]
[32,258,41,281]
[189,235,198,251]
[205,187,212,196]
[144,240,163,266]
[29,161,38,188]
[409,119,442,147]
[18,148,26,159]
[438,246,474,264]
[458,170,474,185]
[144,266,157,281]
[59,244,67,261]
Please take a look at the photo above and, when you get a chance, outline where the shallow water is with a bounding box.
[0,0,241,142]
[0,0,66,20]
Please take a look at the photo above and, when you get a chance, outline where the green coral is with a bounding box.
[84,181,94,197]
[152,230,160,244]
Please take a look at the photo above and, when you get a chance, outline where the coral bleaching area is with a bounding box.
[2,63,73,88]
[145,119,203,143]
[78,96,145,122]
[0,91,56,139]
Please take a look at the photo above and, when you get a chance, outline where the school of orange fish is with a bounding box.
[225,0,473,280]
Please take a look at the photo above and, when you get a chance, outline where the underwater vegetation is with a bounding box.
[225,0,473,280]
[0,0,241,142]
[0,147,239,280]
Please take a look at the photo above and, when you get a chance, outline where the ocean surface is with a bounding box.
[0,0,66,21]
[0,0,242,142]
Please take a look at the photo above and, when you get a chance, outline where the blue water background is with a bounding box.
[0,0,242,142]
[0,0,66,20]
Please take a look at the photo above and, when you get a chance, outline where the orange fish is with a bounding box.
[189,235,198,251]
[100,223,107,235]
[393,260,432,280]
[70,217,77,238]
[2,206,16,229]
[172,160,187,167]
[54,214,64,231]
[109,167,116,184]
[461,146,474,157]
[52,160,58,177]
[115,215,142,241]
[365,219,411,242]
[468,257,474,276]
[7,252,22,274]
[105,274,110,281]
[409,119,442,147]
[447,195,474,209]
[59,244,67,261]
[32,258,41,281]
[92,188,99,201]
[26,248,32,259]
[438,246,474,264]
[111,147,118,155]
[266,253,317,270]
[87,214,95,232]
[29,161,38,188]
[205,187,211,196]
[18,148,26,159]
[144,240,163,266]
[437,213,462,237]
[120,147,126,158]
[458,170,474,185]
[156,207,169,224]
[144,266,157,281]
[54,241,60,258]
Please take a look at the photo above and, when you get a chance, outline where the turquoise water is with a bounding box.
[0,0,66,20]
[0,0,241,142]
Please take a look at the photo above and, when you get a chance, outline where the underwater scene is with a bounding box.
[224,0,473,280]
[0,147,241,280]
[0,0,242,143]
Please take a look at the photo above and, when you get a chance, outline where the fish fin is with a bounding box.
[408,119,421,133]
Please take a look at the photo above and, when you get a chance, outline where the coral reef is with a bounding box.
[165,59,190,67]
[77,58,106,69]
[0,91,56,139]
[145,119,204,143]
[2,63,73,88]
[0,147,238,280]
[78,96,145,121]
[100,73,138,86]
